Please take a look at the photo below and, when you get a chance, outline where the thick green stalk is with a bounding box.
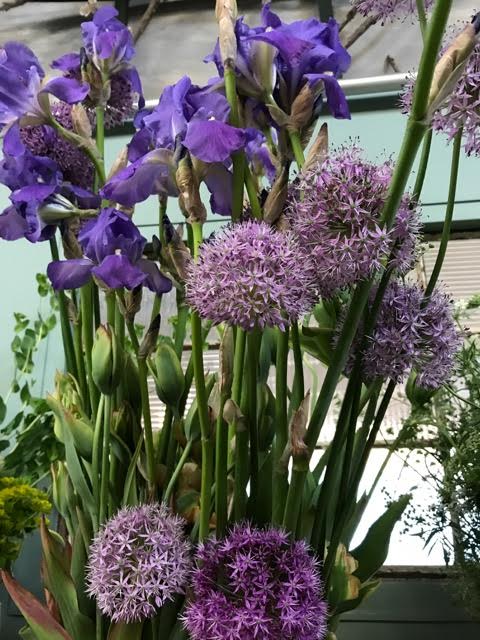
[416,0,428,38]
[95,105,106,188]
[138,356,157,496]
[290,321,304,413]
[283,0,453,531]
[49,237,77,378]
[81,283,98,415]
[174,296,188,359]
[99,394,112,524]
[73,317,89,413]
[232,330,249,520]
[424,129,462,298]
[272,328,289,524]
[191,222,214,540]
[225,65,245,222]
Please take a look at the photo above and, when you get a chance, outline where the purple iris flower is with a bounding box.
[0,41,89,131]
[0,125,99,242]
[47,207,172,294]
[102,76,248,215]
[206,4,351,120]
[52,7,142,109]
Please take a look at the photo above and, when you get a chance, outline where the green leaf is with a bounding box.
[1,570,72,640]
[122,436,143,506]
[334,579,381,616]
[0,396,6,424]
[351,494,411,583]
[40,521,95,639]
[107,621,144,640]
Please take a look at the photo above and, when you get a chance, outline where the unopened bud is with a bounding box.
[428,19,480,118]
[38,194,76,223]
[215,0,238,65]
[289,392,310,460]
[288,83,315,133]
[154,343,185,408]
[176,158,207,224]
[219,327,234,395]
[167,233,191,282]
[106,146,129,181]
[71,103,92,139]
[303,123,329,174]
[92,324,123,395]
[264,166,289,224]
[138,314,161,359]
[62,218,83,259]
[118,286,143,323]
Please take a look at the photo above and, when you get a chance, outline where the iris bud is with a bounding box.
[154,343,185,409]
[92,324,123,395]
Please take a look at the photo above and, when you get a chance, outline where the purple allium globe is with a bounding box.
[401,22,480,156]
[86,504,191,623]
[287,146,421,298]
[351,0,434,23]
[185,221,316,330]
[342,280,462,388]
[183,524,327,640]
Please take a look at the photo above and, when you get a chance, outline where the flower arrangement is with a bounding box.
[0,1,475,639]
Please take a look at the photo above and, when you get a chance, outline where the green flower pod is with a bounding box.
[154,343,185,408]
[92,324,123,395]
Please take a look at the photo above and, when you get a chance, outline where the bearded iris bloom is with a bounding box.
[0,42,89,131]
[47,207,171,294]
[0,125,99,242]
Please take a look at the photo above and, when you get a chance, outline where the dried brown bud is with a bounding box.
[288,83,315,133]
[62,218,83,259]
[263,166,289,224]
[138,314,161,359]
[106,146,129,182]
[176,158,207,224]
[215,0,238,65]
[79,0,98,17]
[71,104,92,139]
[219,327,234,395]
[428,23,479,117]
[303,123,329,174]
[167,233,191,282]
[118,286,143,323]
[289,392,310,460]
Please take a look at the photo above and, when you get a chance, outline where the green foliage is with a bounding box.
[0,274,62,482]
[0,477,51,567]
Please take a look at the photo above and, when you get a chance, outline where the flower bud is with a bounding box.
[176,157,207,224]
[303,123,329,174]
[71,103,93,139]
[106,146,129,181]
[405,370,435,408]
[428,19,480,118]
[289,392,310,460]
[219,327,234,395]
[155,343,185,408]
[91,324,123,395]
[138,314,160,359]
[288,83,315,133]
[263,166,289,224]
[117,285,143,323]
[215,0,238,65]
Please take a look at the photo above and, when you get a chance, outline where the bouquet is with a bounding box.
[0,1,476,638]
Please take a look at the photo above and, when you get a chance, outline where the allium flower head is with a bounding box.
[342,280,462,388]
[183,524,327,640]
[185,220,316,330]
[287,146,421,297]
[86,504,191,623]
[351,0,434,23]
[401,21,480,156]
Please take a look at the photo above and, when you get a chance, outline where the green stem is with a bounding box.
[424,129,462,298]
[81,283,99,415]
[73,317,88,409]
[413,129,433,201]
[191,222,213,540]
[215,392,229,536]
[99,394,112,524]
[138,357,157,496]
[290,321,304,413]
[233,331,249,521]
[106,291,115,327]
[91,394,105,532]
[282,0,452,532]
[244,165,262,219]
[49,237,77,378]
[225,65,245,222]
[174,297,188,359]
[246,329,261,521]
[416,0,428,38]
[288,129,305,167]
[272,327,289,524]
